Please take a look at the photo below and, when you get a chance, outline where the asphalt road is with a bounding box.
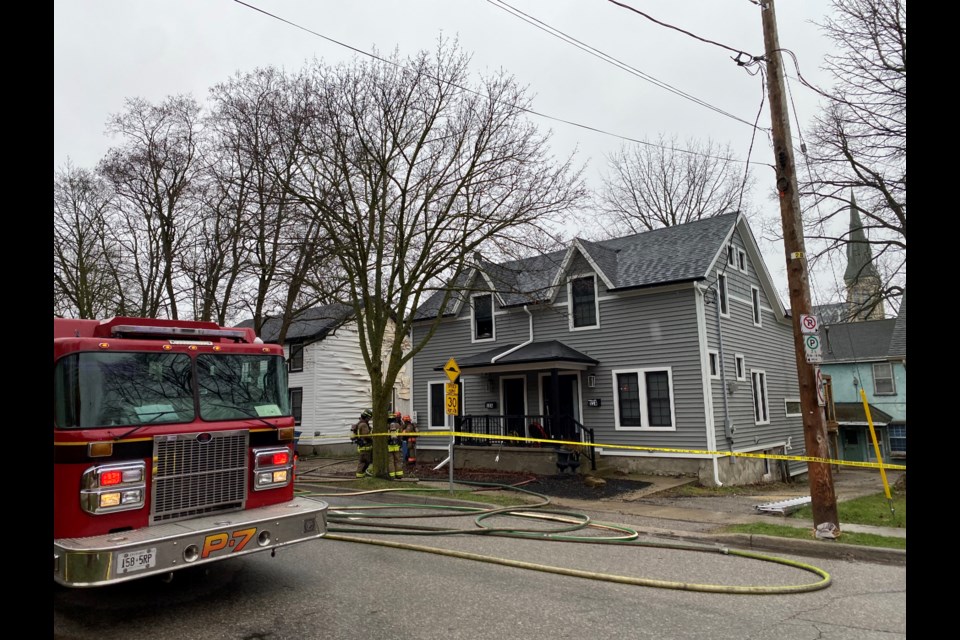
[54,489,907,640]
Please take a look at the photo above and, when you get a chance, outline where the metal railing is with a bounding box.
[457,414,596,470]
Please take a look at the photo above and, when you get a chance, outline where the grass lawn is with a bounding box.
[725,490,906,549]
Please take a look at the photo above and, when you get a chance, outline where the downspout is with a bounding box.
[491,305,534,363]
[713,286,735,455]
[698,283,727,488]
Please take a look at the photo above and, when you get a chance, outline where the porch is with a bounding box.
[456,413,596,471]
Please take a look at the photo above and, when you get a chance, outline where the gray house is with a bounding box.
[410,212,808,486]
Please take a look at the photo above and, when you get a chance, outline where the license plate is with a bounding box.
[116,547,157,574]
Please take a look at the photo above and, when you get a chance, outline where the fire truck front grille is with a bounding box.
[151,430,248,523]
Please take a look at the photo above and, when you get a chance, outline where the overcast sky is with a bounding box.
[53,0,845,304]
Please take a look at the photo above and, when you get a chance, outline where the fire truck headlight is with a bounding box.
[100,492,121,508]
[252,447,293,491]
[81,461,147,515]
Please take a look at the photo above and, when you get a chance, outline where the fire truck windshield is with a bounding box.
[53,351,290,429]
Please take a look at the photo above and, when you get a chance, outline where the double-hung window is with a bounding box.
[569,275,599,329]
[751,369,770,424]
[289,387,303,425]
[472,293,494,341]
[873,362,896,395]
[717,272,729,317]
[751,286,762,326]
[288,343,304,372]
[428,382,447,428]
[613,368,675,430]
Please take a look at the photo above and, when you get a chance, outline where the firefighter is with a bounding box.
[387,412,403,479]
[401,415,418,468]
[351,409,374,478]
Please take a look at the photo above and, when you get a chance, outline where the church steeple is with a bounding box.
[843,193,884,320]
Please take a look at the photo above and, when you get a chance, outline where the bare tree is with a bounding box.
[53,161,121,318]
[800,0,906,311]
[288,41,587,477]
[208,68,332,340]
[597,134,752,234]
[99,95,204,319]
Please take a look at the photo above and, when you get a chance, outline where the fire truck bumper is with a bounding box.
[54,496,328,588]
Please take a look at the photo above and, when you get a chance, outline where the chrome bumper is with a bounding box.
[54,497,328,588]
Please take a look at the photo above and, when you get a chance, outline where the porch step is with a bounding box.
[754,496,812,515]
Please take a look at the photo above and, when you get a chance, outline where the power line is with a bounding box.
[230,0,771,168]
[488,0,765,132]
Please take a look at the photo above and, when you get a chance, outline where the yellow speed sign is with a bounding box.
[445,394,458,415]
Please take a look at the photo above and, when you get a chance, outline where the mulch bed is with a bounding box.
[410,466,652,501]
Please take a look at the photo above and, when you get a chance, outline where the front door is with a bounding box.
[501,377,526,438]
[541,373,580,440]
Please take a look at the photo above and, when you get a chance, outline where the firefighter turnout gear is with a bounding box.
[351,414,373,478]
[387,414,403,479]
[401,417,417,467]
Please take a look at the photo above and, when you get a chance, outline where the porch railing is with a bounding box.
[457,414,596,471]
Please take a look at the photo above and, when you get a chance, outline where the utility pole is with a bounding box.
[759,0,839,530]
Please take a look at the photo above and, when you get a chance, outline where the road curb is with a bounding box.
[666,531,907,566]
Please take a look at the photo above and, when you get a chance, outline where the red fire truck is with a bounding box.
[53,316,328,588]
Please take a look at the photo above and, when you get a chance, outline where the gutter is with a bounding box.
[491,305,534,363]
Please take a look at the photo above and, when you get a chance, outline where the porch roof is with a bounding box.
[834,402,894,425]
[436,340,598,375]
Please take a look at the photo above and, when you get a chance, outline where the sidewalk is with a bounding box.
[296,458,906,565]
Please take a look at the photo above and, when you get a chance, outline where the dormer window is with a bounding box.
[472,293,494,341]
[569,275,599,330]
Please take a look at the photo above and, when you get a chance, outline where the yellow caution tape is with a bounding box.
[314,430,906,472]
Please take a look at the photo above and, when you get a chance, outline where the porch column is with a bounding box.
[549,368,560,439]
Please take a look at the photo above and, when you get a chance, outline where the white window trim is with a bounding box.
[471,292,496,343]
[708,350,720,380]
[734,354,746,381]
[751,369,771,425]
[784,397,802,417]
[568,273,600,331]
[427,380,450,430]
[717,271,730,318]
[737,248,747,274]
[751,286,762,327]
[612,366,677,431]
[872,362,896,395]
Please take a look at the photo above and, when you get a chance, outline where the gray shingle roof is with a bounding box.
[237,303,354,343]
[437,340,598,370]
[415,213,739,320]
[821,318,896,362]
